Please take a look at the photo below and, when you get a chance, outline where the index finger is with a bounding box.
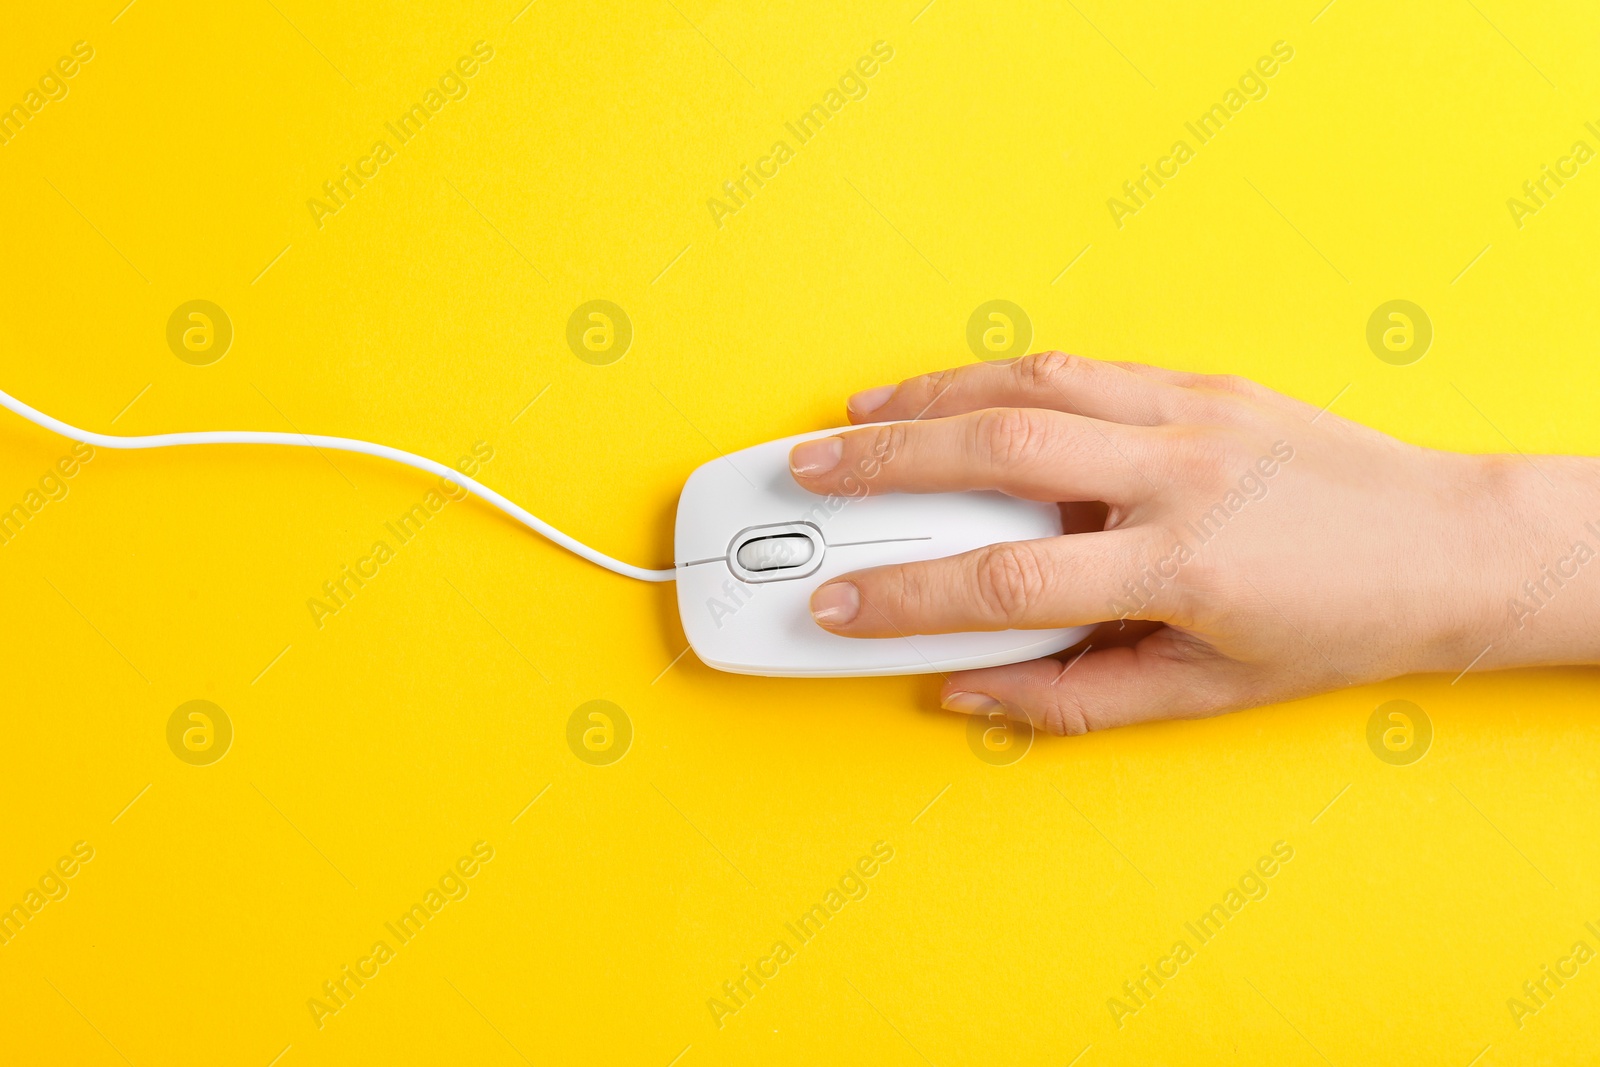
[789,408,1160,505]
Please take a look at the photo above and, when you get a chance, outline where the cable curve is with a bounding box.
[0,387,677,583]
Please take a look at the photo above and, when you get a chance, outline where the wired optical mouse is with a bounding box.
[0,390,1091,678]
[673,426,1093,677]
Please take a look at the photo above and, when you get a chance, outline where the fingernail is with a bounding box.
[941,692,1004,716]
[810,581,860,625]
[790,437,843,476]
[847,384,896,417]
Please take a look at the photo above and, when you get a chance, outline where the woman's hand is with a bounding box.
[788,353,1600,734]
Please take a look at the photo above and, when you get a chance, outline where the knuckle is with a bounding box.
[973,541,1048,625]
[976,407,1048,468]
[1042,690,1091,737]
[1200,373,1260,399]
[883,563,935,622]
[878,420,910,460]
[855,422,909,483]
[1017,350,1079,392]
[1111,526,1195,621]
[1168,426,1250,480]
[915,368,961,414]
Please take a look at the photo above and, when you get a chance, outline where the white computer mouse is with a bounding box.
[674,426,1095,677]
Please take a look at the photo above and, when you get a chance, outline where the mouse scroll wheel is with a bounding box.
[736,534,816,572]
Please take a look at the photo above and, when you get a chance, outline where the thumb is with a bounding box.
[940,633,1244,735]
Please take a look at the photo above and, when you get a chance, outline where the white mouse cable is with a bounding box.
[0,387,677,583]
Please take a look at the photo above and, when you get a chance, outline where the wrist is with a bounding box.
[1450,451,1600,674]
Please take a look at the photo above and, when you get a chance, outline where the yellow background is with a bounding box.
[3,0,1600,1063]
